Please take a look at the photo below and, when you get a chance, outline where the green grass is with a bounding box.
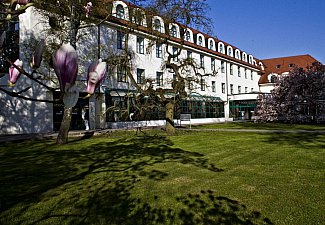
[0,129,324,225]
[193,121,325,130]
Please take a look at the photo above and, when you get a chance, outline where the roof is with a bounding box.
[259,54,319,84]
[101,0,263,70]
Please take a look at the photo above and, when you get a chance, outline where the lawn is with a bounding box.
[0,129,324,225]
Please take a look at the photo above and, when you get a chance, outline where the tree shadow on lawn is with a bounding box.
[0,135,272,225]
[261,131,325,150]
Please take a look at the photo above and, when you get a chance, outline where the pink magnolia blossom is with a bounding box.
[86,60,106,94]
[52,43,78,92]
[83,2,93,18]
[9,59,23,86]
[14,0,32,5]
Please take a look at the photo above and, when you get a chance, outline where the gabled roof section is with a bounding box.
[259,54,320,84]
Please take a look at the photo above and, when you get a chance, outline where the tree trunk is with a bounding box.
[56,106,72,144]
[165,101,175,135]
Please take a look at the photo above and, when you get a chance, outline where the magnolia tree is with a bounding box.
[255,62,325,123]
[0,0,107,144]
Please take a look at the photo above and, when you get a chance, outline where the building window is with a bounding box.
[117,66,127,82]
[249,56,253,64]
[0,20,19,74]
[200,55,204,68]
[271,75,278,83]
[136,36,144,54]
[133,9,144,25]
[238,86,241,94]
[230,64,233,75]
[209,40,214,50]
[218,43,224,53]
[170,25,177,37]
[156,43,162,58]
[185,30,191,41]
[221,61,225,73]
[251,72,253,80]
[251,88,254,92]
[116,30,125,49]
[200,78,205,91]
[198,36,203,46]
[187,50,192,59]
[230,84,233,94]
[172,46,179,61]
[236,50,240,59]
[245,87,248,93]
[245,69,247,79]
[238,67,241,77]
[116,4,125,19]
[153,19,162,32]
[156,72,163,86]
[242,53,247,61]
[137,68,145,84]
[221,83,225,94]
[211,58,215,71]
[212,81,216,92]
[227,47,232,56]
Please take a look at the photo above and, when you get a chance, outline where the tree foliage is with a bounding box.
[255,62,325,124]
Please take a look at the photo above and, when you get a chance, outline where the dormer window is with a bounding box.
[248,55,253,64]
[170,25,177,37]
[289,63,294,68]
[198,36,203,46]
[209,40,214,50]
[185,31,191,41]
[276,65,281,69]
[227,46,233,57]
[154,19,162,32]
[218,42,225,54]
[133,9,146,26]
[235,50,241,60]
[242,52,247,62]
[116,4,125,19]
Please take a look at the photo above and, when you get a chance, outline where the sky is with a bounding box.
[205,0,325,64]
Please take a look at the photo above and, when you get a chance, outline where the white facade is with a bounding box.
[0,1,264,134]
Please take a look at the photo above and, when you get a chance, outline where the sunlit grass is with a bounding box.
[0,129,324,225]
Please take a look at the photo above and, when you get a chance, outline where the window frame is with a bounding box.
[136,68,145,84]
[156,43,162,58]
[221,83,225,94]
[117,65,127,82]
[116,4,125,19]
[156,71,163,86]
[116,30,125,50]
[136,36,144,54]
[211,58,215,71]
[212,81,216,92]
[200,55,204,68]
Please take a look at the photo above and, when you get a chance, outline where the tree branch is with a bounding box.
[0,87,57,103]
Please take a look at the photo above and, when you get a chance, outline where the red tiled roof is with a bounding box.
[259,55,319,84]
[101,0,263,70]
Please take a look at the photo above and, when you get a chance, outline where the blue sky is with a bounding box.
[205,0,325,63]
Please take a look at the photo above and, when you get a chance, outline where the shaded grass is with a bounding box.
[193,121,325,130]
[0,129,324,225]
